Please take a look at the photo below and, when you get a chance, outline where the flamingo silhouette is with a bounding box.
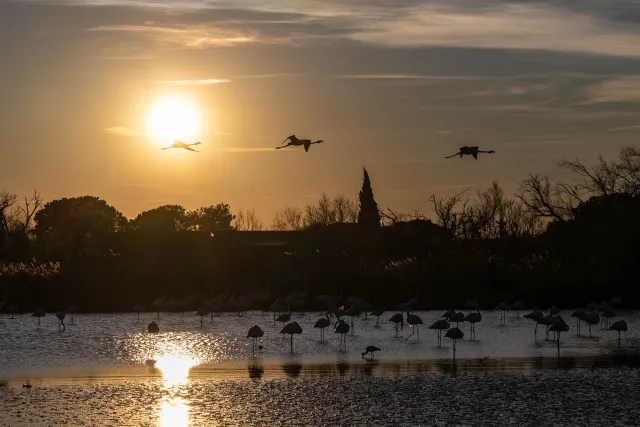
[314,312,331,342]
[370,307,385,328]
[609,320,628,347]
[445,146,495,159]
[334,318,350,350]
[161,140,201,152]
[55,311,66,332]
[275,135,324,152]
[247,325,264,355]
[429,319,450,346]
[362,346,381,361]
[389,313,404,337]
[280,322,302,353]
[404,310,424,341]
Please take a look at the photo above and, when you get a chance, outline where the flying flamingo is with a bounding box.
[280,322,302,353]
[362,346,381,361]
[429,319,450,346]
[55,311,66,332]
[370,307,385,328]
[609,320,628,347]
[404,310,424,341]
[389,313,404,337]
[161,140,201,152]
[465,310,482,340]
[334,319,350,350]
[275,135,324,152]
[314,312,331,342]
[445,146,495,160]
[247,325,264,355]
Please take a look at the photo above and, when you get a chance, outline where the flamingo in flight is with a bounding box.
[445,146,495,160]
[276,135,324,152]
[161,140,201,152]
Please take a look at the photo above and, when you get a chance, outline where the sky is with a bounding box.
[2,0,640,225]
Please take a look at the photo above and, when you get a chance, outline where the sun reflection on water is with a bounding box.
[159,397,189,427]
[153,353,198,426]
[155,354,197,387]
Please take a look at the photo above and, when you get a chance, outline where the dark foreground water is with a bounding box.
[2,368,640,426]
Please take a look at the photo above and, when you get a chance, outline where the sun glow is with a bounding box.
[159,397,189,427]
[145,95,202,146]
[154,354,197,386]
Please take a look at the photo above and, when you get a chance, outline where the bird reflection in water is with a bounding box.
[248,360,265,380]
[282,362,303,378]
[154,354,198,426]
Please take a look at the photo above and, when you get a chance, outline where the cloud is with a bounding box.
[105,127,147,136]
[159,78,231,85]
[88,25,264,48]
[584,76,640,103]
[609,124,640,132]
[438,130,453,134]
[329,74,479,80]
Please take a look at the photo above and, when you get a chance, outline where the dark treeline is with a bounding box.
[1,148,639,313]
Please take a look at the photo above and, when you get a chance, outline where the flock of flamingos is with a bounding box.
[12,295,631,363]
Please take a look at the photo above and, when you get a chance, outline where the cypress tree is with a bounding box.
[357,167,381,228]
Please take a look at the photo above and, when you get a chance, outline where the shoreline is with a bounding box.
[3,351,640,387]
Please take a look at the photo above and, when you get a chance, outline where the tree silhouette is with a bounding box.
[187,204,234,233]
[33,196,126,259]
[132,205,187,233]
[357,167,380,228]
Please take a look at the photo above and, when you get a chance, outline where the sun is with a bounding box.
[145,95,202,146]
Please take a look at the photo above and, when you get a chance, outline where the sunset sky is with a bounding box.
[2,0,640,223]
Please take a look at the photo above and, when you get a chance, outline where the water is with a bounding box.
[1,310,638,377]
[1,311,639,425]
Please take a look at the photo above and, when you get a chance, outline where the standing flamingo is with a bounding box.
[196,306,209,327]
[549,316,569,361]
[602,309,616,328]
[464,299,480,313]
[429,319,450,346]
[345,305,362,335]
[31,309,45,327]
[540,314,555,340]
[314,312,331,342]
[441,309,456,319]
[582,312,600,337]
[524,310,544,340]
[571,308,586,336]
[55,311,66,332]
[405,310,424,341]
[465,310,481,340]
[147,321,160,333]
[133,303,145,322]
[450,312,465,327]
[609,320,628,347]
[370,307,385,328]
[495,302,510,325]
[247,325,264,355]
[334,319,350,350]
[510,301,525,318]
[280,322,302,353]
[389,313,404,337]
[445,327,464,364]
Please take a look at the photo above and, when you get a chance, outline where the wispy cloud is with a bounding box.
[438,130,453,134]
[584,76,640,103]
[609,124,640,132]
[329,74,478,80]
[105,126,147,136]
[159,78,231,85]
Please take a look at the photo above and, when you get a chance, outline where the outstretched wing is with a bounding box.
[472,152,478,159]
[184,146,197,152]
[304,141,311,152]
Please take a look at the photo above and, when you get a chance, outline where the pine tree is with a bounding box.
[357,167,381,228]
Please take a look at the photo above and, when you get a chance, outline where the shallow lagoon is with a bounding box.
[1,310,639,426]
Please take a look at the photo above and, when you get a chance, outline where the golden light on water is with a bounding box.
[154,353,198,426]
[154,354,198,386]
[159,397,189,427]
[145,95,202,146]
